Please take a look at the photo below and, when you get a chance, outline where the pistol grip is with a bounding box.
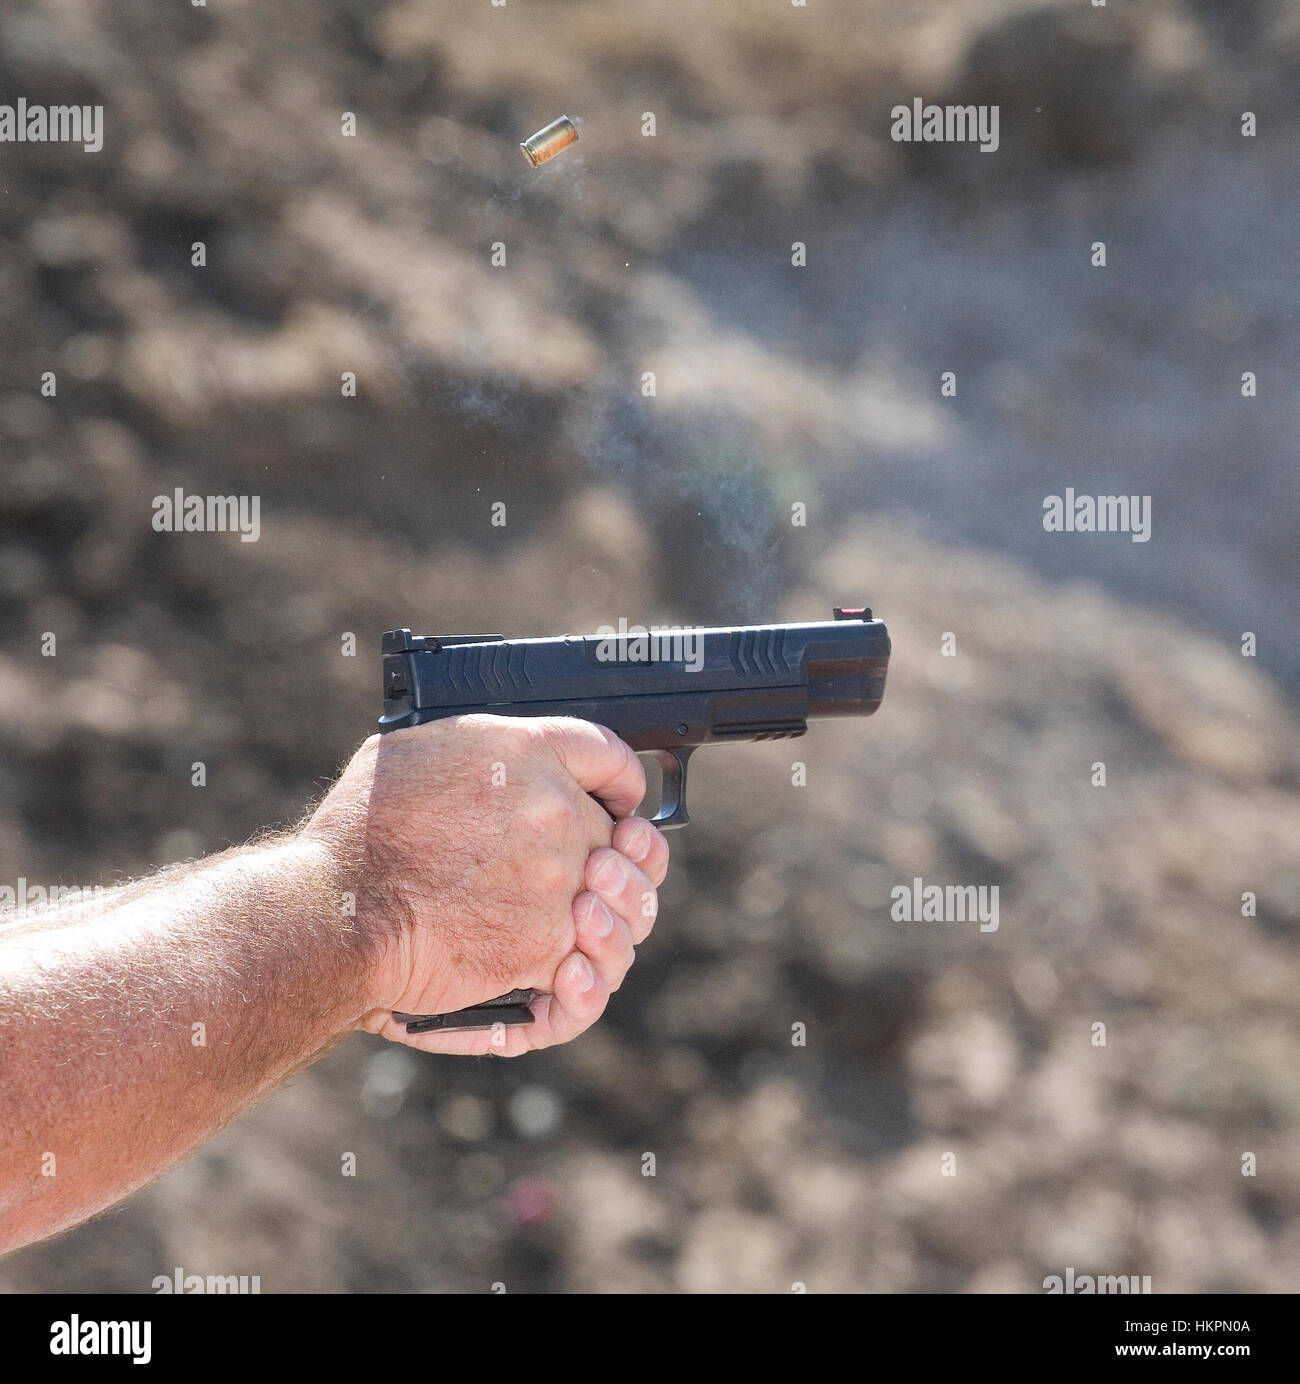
[393,988,537,1035]
[646,747,693,829]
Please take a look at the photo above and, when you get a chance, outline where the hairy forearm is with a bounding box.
[0,717,669,1253]
[0,834,373,1252]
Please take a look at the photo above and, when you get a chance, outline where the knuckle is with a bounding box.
[508,721,549,760]
[617,816,648,853]
[589,847,628,894]
[575,891,604,931]
[518,716,554,743]
[627,819,666,867]
[527,716,573,753]
[530,783,581,838]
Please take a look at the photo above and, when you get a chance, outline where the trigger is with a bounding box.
[647,748,693,828]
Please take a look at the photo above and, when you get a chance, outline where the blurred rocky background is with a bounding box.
[2,0,1299,1292]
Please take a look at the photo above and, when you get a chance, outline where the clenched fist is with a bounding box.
[304,715,670,1056]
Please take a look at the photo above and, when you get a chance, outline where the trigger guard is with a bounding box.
[646,748,692,829]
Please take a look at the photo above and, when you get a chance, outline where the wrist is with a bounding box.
[294,822,413,1022]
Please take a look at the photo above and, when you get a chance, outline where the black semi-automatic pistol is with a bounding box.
[378,608,890,1034]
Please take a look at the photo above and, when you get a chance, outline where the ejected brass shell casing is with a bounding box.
[520,115,578,166]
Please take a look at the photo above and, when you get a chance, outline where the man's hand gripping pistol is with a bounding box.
[376,608,890,1034]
